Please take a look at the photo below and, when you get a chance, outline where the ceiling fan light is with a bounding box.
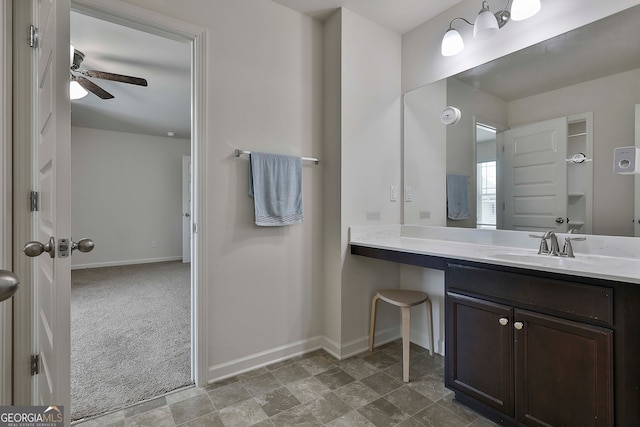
[474,4,499,39]
[441,28,464,56]
[510,0,541,21]
[70,80,88,100]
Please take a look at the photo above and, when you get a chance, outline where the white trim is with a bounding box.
[11,0,36,405]
[0,0,12,404]
[339,326,401,360]
[71,256,183,270]
[71,0,209,387]
[207,336,324,383]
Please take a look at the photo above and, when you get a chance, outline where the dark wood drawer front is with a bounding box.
[447,263,613,326]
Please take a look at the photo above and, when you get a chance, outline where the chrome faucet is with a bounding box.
[562,236,586,257]
[529,231,586,257]
[547,232,561,256]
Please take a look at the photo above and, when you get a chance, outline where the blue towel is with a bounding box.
[249,152,303,226]
[447,174,470,220]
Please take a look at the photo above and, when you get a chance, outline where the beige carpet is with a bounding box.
[71,261,192,421]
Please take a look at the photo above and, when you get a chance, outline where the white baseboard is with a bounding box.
[341,326,401,360]
[207,336,324,384]
[207,328,444,385]
[410,329,445,356]
[71,256,182,270]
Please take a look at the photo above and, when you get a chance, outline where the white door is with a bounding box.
[501,117,568,232]
[26,0,72,416]
[182,155,191,263]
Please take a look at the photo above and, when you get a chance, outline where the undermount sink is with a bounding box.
[488,253,622,269]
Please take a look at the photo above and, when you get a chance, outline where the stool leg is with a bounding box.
[401,306,410,382]
[369,295,380,352]
[425,298,434,356]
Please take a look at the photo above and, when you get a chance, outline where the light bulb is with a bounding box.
[70,80,88,100]
[510,0,541,21]
[441,28,464,56]
[473,5,499,39]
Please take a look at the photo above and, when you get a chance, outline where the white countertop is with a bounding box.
[349,225,640,284]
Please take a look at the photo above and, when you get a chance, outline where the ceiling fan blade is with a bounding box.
[76,76,114,99]
[83,70,148,86]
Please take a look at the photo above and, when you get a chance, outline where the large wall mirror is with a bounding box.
[404,4,640,237]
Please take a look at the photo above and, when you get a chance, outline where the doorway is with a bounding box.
[69,9,193,421]
[9,0,207,418]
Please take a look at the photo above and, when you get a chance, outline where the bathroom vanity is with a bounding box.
[350,225,640,427]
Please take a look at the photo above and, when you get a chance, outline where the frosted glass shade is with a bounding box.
[511,0,541,21]
[473,9,499,39]
[441,28,464,56]
[70,80,88,100]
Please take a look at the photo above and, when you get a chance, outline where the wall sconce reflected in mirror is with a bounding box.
[441,0,541,57]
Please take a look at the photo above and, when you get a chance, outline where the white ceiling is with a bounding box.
[270,0,463,34]
[70,0,457,139]
[70,11,191,138]
[454,5,640,101]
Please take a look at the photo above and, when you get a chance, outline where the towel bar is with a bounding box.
[234,149,320,165]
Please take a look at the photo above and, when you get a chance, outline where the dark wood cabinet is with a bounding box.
[514,309,612,426]
[447,293,514,414]
[446,264,613,426]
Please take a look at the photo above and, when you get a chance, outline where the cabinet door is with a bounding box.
[446,292,514,415]
[514,309,612,427]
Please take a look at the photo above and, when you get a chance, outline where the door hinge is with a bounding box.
[29,25,39,48]
[192,223,198,233]
[31,354,40,376]
[30,191,39,212]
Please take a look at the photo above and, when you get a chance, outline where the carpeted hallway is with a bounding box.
[71,261,192,421]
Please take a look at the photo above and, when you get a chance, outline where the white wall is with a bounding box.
[445,77,507,229]
[323,8,403,357]
[403,80,447,226]
[339,8,403,355]
[508,68,640,236]
[121,0,325,381]
[71,126,189,267]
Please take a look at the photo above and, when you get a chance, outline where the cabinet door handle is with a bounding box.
[498,317,509,326]
[514,321,524,330]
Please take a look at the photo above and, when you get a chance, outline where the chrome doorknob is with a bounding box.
[498,317,509,326]
[514,321,524,330]
[71,238,95,253]
[23,237,55,258]
[0,270,19,302]
[555,217,565,224]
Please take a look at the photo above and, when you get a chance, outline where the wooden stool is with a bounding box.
[369,289,433,382]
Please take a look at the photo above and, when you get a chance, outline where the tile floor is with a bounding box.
[73,341,497,427]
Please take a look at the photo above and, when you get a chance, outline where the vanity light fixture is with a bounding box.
[441,0,541,57]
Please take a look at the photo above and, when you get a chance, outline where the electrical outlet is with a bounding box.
[419,210,431,219]
[366,211,381,221]
[151,240,158,248]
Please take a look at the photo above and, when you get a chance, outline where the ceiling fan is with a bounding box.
[70,46,148,100]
